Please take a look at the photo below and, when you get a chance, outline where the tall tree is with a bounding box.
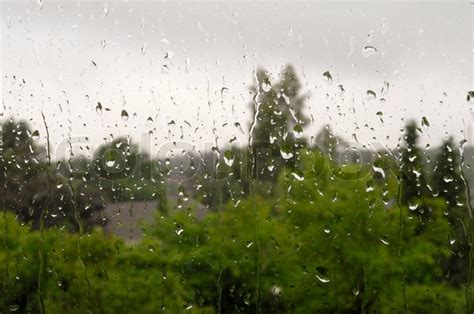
[432,138,468,209]
[432,137,471,285]
[248,64,310,181]
[398,120,430,222]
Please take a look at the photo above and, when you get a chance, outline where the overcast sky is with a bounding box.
[1,1,473,159]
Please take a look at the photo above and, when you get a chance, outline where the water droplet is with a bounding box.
[372,165,385,178]
[96,102,103,114]
[280,92,290,105]
[164,51,174,60]
[9,305,20,312]
[271,286,282,295]
[280,150,293,160]
[408,202,418,211]
[293,124,303,139]
[185,57,190,72]
[30,130,40,141]
[421,116,430,127]
[443,176,454,183]
[316,275,330,283]
[261,81,272,92]
[366,90,376,99]
[221,87,229,97]
[291,172,304,181]
[467,91,474,102]
[362,45,378,57]
[121,110,129,121]
[376,111,384,122]
[106,160,116,167]
[323,71,332,82]
[223,150,235,167]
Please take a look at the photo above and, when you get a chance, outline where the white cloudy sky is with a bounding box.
[1,0,473,158]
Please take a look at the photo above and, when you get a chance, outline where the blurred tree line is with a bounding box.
[0,64,472,312]
[0,121,168,231]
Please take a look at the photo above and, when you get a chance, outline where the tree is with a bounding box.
[248,65,310,182]
[0,119,105,231]
[197,65,311,210]
[432,137,471,285]
[398,120,430,224]
[148,149,465,313]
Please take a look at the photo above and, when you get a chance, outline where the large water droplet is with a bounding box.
[121,110,129,121]
[443,176,454,183]
[96,102,103,114]
[293,124,303,139]
[323,71,332,82]
[280,150,293,160]
[261,81,272,92]
[223,150,235,167]
[408,202,418,211]
[366,90,376,99]
[372,165,385,178]
[30,130,40,141]
[316,275,330,283]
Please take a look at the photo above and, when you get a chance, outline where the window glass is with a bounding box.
[1,1,473,312]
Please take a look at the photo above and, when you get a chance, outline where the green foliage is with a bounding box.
[0,212,192,313]
[149,149,469,313]
[0,145,472,312]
